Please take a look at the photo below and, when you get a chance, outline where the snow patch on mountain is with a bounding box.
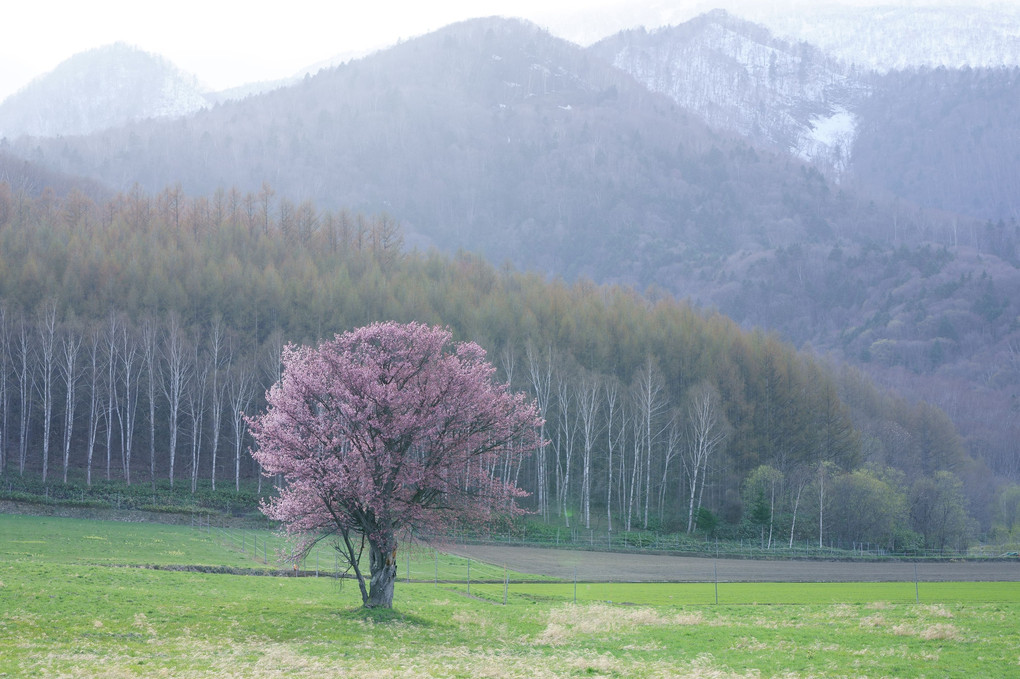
[591,10,868,175]
[794,106,857,174]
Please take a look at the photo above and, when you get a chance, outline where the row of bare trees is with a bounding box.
[0,299,969,548]
[1,300,738,533]
[0,303,272,491]
[515,345,731,535]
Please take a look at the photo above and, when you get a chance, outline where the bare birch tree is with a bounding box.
[633,358,667,529]
[186,343,208,493]
[228,365,255,491]
[0,306,8,477]
[59,322,82,483]
[15,315,32,476]
[526,343,552,519]
[161,315,190,487]
[117,322,140,485]
[683,382,729,533]
[36,303,58,482]
[208,318,229,491]
[658,409,683,525]
[103,312,119,481]
[84,326,103,486]
[555,372,577,525]
[604,377,622,533]
[576,371,603,530]
[141,320,158,489]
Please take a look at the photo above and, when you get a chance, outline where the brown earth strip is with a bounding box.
[447,544,1020,582]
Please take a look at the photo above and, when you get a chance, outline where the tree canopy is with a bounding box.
[249,322,541,608]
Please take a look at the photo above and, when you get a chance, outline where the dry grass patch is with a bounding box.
[921,604,953,618]
[537,603,702,645]
[829,604,857,619]
[566,652,622,674]
[892,622,962,641]
[918,623,963,641]
[859,613,887,628]
[731,636,770,651]
[132,612,157,636]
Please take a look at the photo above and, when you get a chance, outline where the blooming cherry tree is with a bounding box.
[249,321,541,608]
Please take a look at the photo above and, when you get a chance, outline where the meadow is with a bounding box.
[1,513,1017,677]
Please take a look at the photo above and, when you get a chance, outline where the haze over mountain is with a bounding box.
[0,11,1018,491]
[0,43,210,138]
[749,1,1020,72]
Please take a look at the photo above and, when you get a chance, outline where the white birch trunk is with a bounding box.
[59,326,82,484]
[37,304,57,484]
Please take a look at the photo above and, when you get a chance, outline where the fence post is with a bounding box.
[467,558,471,596]
[918,558,926,603]
[435,550,438,587]
[573,566,577,604]
[503,564,508,605]
[714,561,719,605]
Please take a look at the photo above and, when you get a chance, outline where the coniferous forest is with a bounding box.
[1,183,1001,552]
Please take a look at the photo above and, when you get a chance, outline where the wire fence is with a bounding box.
[195,517,1020,607]
[448,524,1020,561]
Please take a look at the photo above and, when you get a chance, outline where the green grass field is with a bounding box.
[1,513,1018,677]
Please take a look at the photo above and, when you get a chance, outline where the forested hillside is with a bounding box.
[850,66,1020,222]
[0,44,209,138]
[0,184,997,550]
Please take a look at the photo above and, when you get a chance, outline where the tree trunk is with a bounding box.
[366,536,398,609]
[789,482,804,549]
[686,462,700,533]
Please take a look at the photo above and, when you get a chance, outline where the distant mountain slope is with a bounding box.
[594,11,1020,222]
[545,1,1020,71]
[849,66,1020,221]
[0,151,109,200]
[0,43,209,138]
[11,18,899,279]
[589,10,869,174]
[750,2,1020,72]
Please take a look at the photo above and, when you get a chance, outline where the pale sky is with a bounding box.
[0,0,657,102]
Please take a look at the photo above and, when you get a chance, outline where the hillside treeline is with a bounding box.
[0,183,1004,550]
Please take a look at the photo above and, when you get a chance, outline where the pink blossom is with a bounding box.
[248,321,541,607]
